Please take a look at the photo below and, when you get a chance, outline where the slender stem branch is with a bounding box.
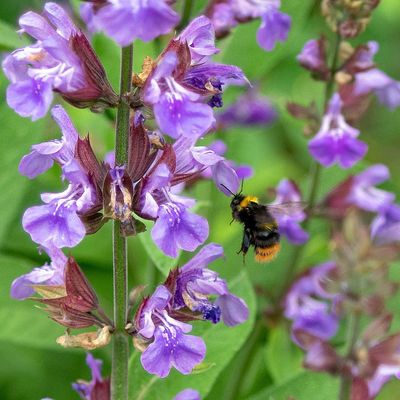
[177,0,194,31]
[111,44,133,400]
[278,32,342,297]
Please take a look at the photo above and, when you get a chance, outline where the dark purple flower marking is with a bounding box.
[308,93,368,168]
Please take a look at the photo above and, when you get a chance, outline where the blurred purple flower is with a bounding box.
[174,389,201,400]
[272,179,309,244]
[10,246,66,300]
[285,262,339,342]
[297,38,330,79]
[347,164,395,213]
[257,8,291,52]
[80,0,179,46]
[217,87,277,128]
[137,285,206,377]
[173,243,249,326]
[371,203,400,245]
[308,93,368,168]
[72,353,110,400]
[2,2,117,120]
[354,69,400,110]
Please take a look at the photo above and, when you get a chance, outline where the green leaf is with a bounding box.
[0,253,66,350]
[128,270,256,399]
[264,324,303,384]
[0,19,29,51]
[247,371,340,400]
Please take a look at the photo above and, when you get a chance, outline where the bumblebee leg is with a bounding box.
[237,228,251,261]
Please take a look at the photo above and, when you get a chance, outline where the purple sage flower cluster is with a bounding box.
[132,243,248,377]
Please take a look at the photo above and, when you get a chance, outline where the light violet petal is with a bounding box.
[215,294,249,326]
[256,10,291,52]
[212,161,240,196]
[18,150,55,179]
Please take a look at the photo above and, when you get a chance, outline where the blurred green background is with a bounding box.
[0,0,400,399]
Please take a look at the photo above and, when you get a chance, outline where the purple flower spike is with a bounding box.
[347,164,395,213]
[151,203,209,258]
[10,246,66,300]
[308,93,368,168]
[178,16,219,62]
[371,204,400,245]
[19,105,78,179]
[2,2,117,119]
[81,0,179,46]
[273,179,309,245]
[174,243,249,326]
[174,389,201,400]
[285,262,339,342]
[257,9,291,52]
[72,353,110,400]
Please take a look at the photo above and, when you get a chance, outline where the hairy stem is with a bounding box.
[279,32,342,297]
[111,44,133,400]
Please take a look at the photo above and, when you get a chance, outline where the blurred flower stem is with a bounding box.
[178,0,194,31]
[112,44,133,400]
[279,31,342,297]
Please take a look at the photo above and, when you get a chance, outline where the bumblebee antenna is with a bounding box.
[220,183,235,196]
[239,179,245,195]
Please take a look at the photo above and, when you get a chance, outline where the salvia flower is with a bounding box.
[308,93,368,168]
[21,106,97,249]
[2,2,117,120]
[72,353,110,400]
[10,246,66,300]
[136,285,207,378]
[272,179,309,245]
[217,87,277,128]
[371,204,400,245]
[297,38,330,80]
[142,16,247,139]
[206,0,291,52]
[80,0,180,46]
[285,262,339,342]
[172,243,249,326]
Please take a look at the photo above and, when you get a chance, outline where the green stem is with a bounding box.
[111,44,133,400]
[339,312,361,400]
[278,32,342,297]
[177,0,194,31]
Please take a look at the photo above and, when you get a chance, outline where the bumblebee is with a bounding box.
[224,185,306,263]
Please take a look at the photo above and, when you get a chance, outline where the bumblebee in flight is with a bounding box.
[223,185,306,263]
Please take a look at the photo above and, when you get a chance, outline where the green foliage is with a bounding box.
[0,19,28,50]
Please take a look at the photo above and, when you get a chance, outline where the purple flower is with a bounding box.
[212,160,240,196]
[354,69,400,110]
[297,38,330,79]
[137,285,206,378]
[10,246,66,299]
[272,179,309,245]
[72,353,110,400]
[21,106,98,248]
[285,262,339,342]
[257,8,291,52]
[217,87,277,128]
[178,16,219,63]
[19,105,78,179]
[308,93,368,168]
[80,0,179,46]
[371,204,400,245]
[173,243,249,326]
[151,203,209,258]
[347,164,395,213]
[174,389,201,400]
[2,2,117,120]
[207,3,237,38]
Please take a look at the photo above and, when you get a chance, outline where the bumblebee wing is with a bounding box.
[266,202,308,219]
